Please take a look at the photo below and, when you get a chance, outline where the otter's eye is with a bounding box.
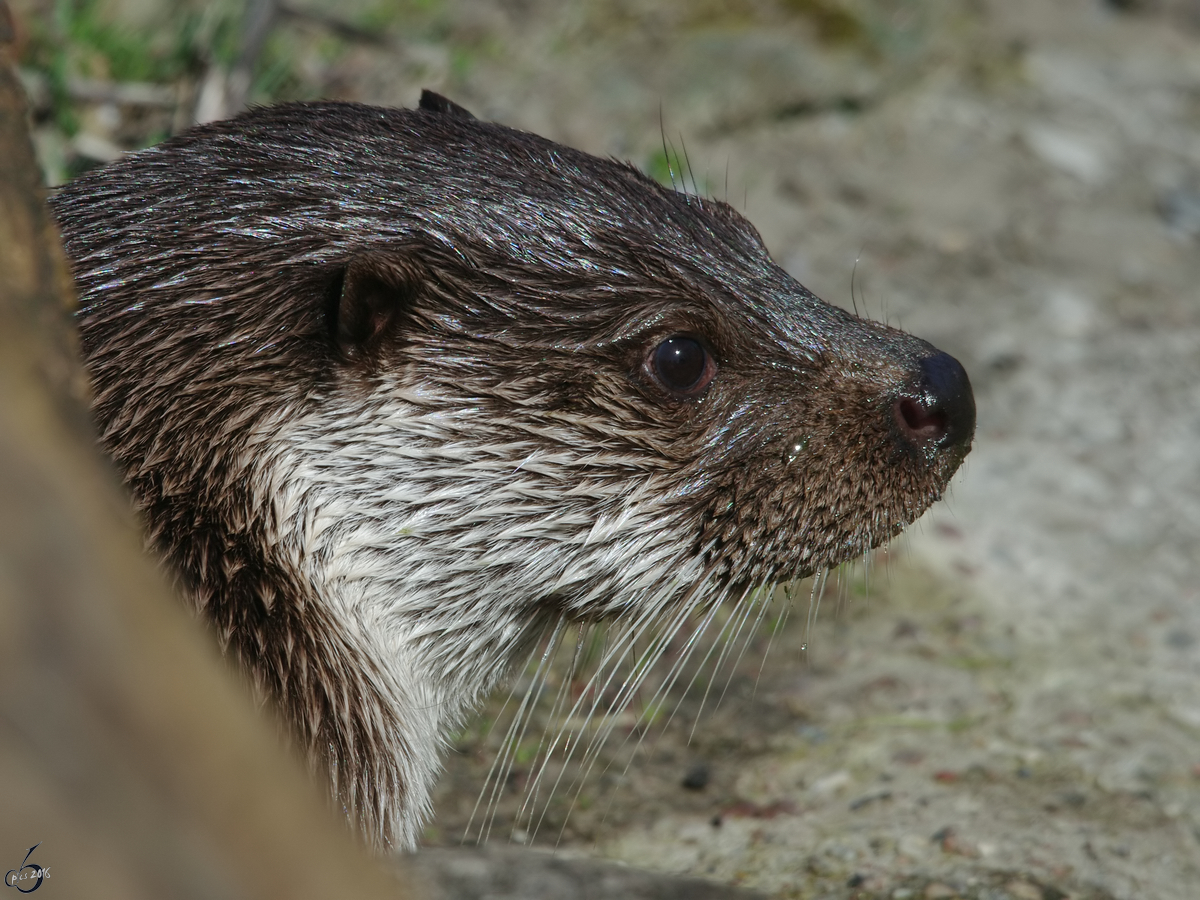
[651,336,715,397]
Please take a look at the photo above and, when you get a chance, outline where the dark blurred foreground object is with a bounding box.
[0,7,762,897]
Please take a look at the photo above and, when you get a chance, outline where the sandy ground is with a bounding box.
[21,0,1200,896]
[411,3,1200,897]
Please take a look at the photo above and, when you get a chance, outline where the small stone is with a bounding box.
[1023,124,1111,184]
[1165,628,1195,650]
[1159,187,1200,239]
[682,762,710,790]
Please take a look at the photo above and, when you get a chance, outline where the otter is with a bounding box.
[50,91,974,851]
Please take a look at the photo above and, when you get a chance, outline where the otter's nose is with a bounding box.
[894,351,976,457]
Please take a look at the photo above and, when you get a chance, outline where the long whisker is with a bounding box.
[754,581,797,691]
[518,598,672,836]
[469,619,563,843]
[806,569,830,653]
[513,621,589,834]
[630,585,739,743]
[535,612,685,835]
[491,560,843,846]
[466,649,537,843]
[572,579,767,814]
[711,581,781,711]
[497,620,569,842]
[600,585,732,763]
[560,588,735,839]
[546,585,731,842]
[682,585,760,741]
[527,570,725,840]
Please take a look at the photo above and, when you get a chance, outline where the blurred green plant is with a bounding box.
[20,0,242,135]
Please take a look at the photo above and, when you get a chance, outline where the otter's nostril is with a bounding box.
[897,397,948,442]
[895,351,976,454]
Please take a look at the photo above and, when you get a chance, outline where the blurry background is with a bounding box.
[9,1,1200,897]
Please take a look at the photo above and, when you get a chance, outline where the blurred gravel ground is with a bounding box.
[14,0,1200,897]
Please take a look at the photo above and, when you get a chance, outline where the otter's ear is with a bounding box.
[330,255,422,362]
[418,89,476,120]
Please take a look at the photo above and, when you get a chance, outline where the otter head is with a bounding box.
[53,92,973,849]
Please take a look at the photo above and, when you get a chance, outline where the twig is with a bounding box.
[66,77,176,108]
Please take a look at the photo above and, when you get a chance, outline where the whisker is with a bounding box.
[466,653,534,842]
[714,581,781,706]
[754,581,797,690]
[688,584,764,740]
[658,104,677,192]
[806,569,830,655]
[539,612,687,830]
[558,577,757,841]
[566,590,734,838]
[469,619,563,843]
[513,621,588,835]
[532,572,725,839]
[483,561,847,847]
[679,132,697,197]
[519,600,670,836]
[605,586,733,765]
[547,587,729,842]
[499,620,571,841]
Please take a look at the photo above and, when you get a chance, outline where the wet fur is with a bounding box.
[52,99,969,849]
